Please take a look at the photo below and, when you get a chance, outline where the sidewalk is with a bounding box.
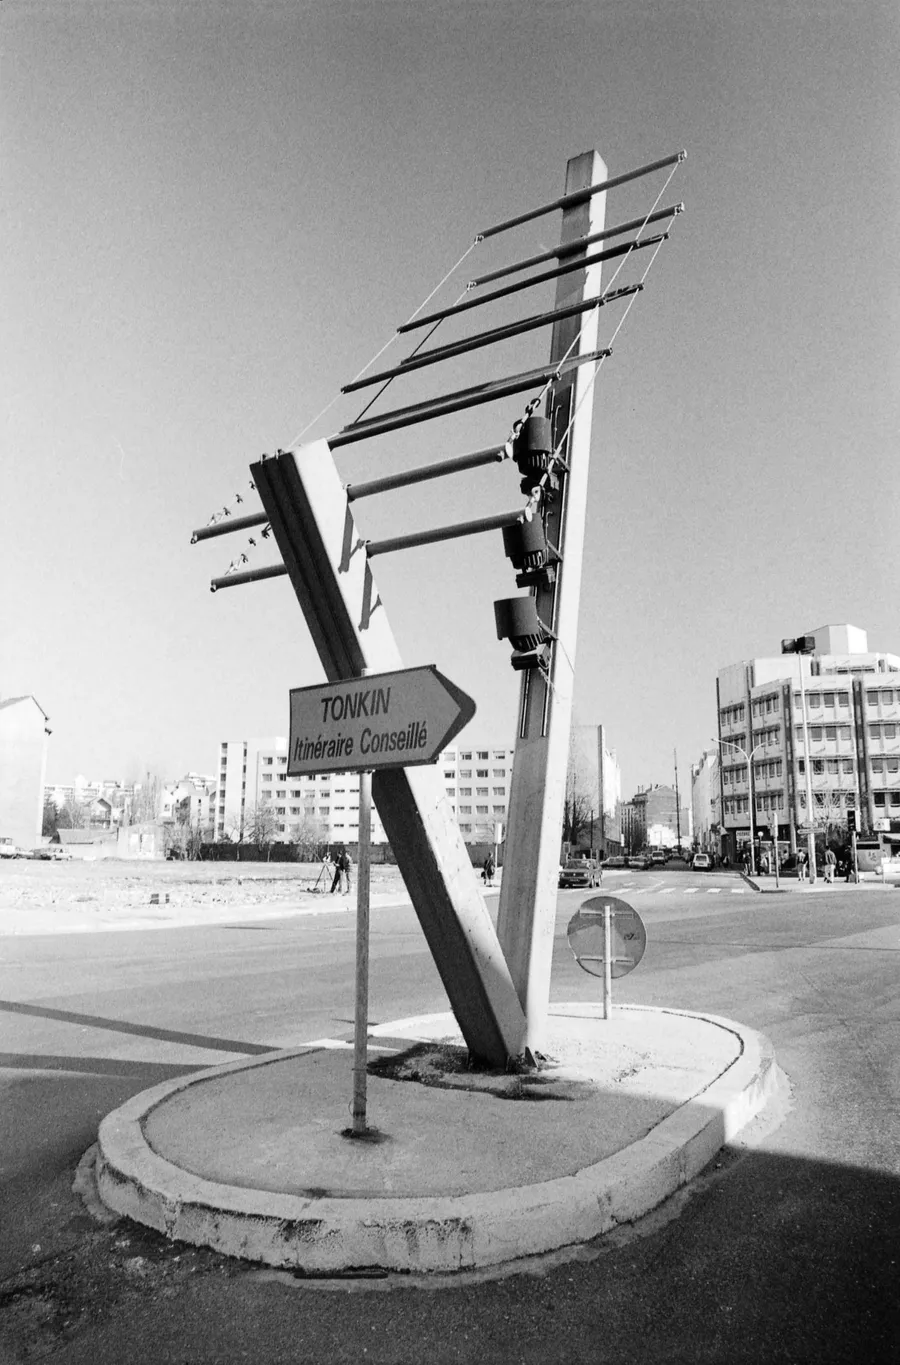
[93,1002,785,1276]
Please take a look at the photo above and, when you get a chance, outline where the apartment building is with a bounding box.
[438,743,516,842]
[213,737,389,846]
[213,737,519,847]
[716,623,900,859]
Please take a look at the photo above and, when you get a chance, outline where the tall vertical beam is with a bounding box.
[252,444,526,1066]
[496,150,608,1051]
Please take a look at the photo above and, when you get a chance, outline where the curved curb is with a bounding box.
[95,1006,784,1275]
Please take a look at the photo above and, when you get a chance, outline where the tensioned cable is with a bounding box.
[289,238,480,446]
[515,158,683,475]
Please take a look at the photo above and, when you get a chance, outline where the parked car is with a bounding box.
[627,854,651,870]
[602,855,627,869]
[558,858,602,889]
[649,850,668,865]
[691,852,713,871]
[0,837,21,859]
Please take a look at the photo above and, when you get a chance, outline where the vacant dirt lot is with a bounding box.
[0,858,411,933]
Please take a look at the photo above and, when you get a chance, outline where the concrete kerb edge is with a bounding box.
[94,1005,783,1274]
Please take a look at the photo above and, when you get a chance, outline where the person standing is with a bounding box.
[330,849,344,894]
[797,850,807,881]
[824,846,836,884]
[341,849,353,894]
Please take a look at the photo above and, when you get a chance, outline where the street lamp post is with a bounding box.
[714,737,768,876]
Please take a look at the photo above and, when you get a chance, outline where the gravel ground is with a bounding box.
[0,859,414,932]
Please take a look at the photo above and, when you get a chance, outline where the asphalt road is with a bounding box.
[1,870,898,1363]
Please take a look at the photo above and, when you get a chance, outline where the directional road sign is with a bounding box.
[566,895,647,979]
[287,665,476,776]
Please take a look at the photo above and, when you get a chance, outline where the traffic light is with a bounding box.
[501,514,557,588]
[511,416,557,495]
[847,809,857,833]
[493,595,553,672]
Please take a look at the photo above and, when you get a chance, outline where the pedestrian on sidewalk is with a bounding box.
[341,850,353,894]
[824,847,836,883]
[482,854,495,887]
[797,850,808,881]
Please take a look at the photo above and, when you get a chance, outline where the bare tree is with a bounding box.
[245,799,279,856]
[563,736,597,850]
[291,813,327,861]
[131,774,162,825]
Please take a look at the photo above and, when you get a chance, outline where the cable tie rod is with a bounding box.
[477,150,686,240]
[366,509,525,558]
[469,204,683,288]
[331,349,611,448]
[343,286,640,395]
[398,234,667,334]
[347,446,507,500]
[191,511,268,544]
[210,563,287,592]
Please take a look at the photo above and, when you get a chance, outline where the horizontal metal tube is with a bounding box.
[470,204,683,288]
[347,446,506,500]
[331,348,611,448]
[343,286,639,394]
[477,151,686,240]
[398,234,666,334]
[210,563,287,592]
[191,511,268,544]
[366,509,523,557]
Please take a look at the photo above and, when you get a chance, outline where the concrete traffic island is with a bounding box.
[94,1003,785,1275]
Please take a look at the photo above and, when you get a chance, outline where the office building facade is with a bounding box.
[716,624,900,859]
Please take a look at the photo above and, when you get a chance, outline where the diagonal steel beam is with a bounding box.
[251,444,526,1065]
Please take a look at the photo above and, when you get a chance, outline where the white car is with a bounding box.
[691,852,712,871]
[0,837,21,859]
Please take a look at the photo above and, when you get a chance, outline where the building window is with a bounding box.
[264,757,273,766]
[276,790,286,798]
[870,725,881,741]
[460,752,472,760]
[808,693,821,708]
[837,691,849,707]
[292,789,301,798]
[275,807,285,815]
[476,805,489,815]
[842,759,854,774]
[825,726,837,741]
[460,769,472,778]
[476,787,488,796]
[444,771,454,779]
[885,724,897,740]
[476,769,488,778]
[871,759,883,774]
[493,769,505,777]
[874,793,886,807]
[477,751,488,760]
[262,774,272,782]
[867,690,879,707]
[810,726,823,741]
[493,805,505,814]
[823,692,835,707]
[460,787,472,796]
[460,805,472,814]
[840,726,851,740]
[493,786,505,795]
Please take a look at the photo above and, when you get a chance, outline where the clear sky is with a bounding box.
[3,1,898,792]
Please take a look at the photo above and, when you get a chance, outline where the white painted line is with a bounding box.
[684,887,699,894]
[658,887,676,895]
[706,887,722,894]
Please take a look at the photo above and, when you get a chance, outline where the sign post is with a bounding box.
[567,895,647,1020]
[288,663,476,1133]
[352,765,372,1135]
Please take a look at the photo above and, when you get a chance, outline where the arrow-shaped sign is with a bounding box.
[287,665,476,776]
